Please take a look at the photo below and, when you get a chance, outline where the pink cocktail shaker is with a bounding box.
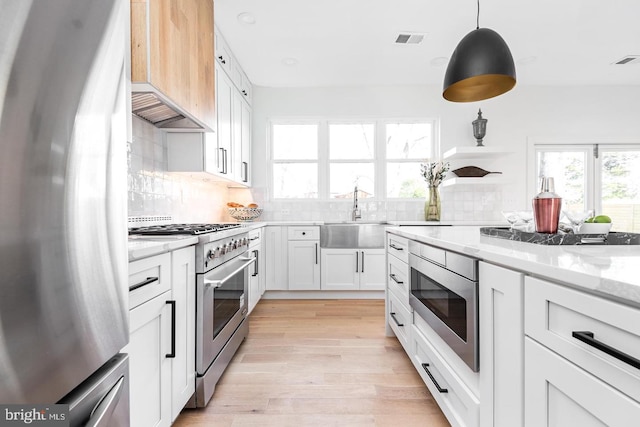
[533,177,562,234]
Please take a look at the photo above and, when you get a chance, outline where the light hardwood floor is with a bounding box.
[174,299,450,427]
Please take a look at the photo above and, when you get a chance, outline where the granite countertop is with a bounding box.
[128,235,199,261]
[387,225,640,307]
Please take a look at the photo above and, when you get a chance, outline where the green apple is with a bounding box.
[584,217,594,223]
[593,215,612,223]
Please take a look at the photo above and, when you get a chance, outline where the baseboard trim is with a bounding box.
[261,290,385,300]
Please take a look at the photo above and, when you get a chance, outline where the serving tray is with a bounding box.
[480,227,640,245]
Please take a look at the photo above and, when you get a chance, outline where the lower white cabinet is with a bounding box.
[126,246,196,426]
[248,228,264,313]
[320,248,385,291]
[127,290,172,427]
[479,262,524,427]
[288,240,320,290]
[524,337,640,427]
[265,226,288,290]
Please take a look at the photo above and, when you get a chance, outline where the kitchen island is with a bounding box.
[385,225,640,427]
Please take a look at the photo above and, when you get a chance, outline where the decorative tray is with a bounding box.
[480,227,640,246]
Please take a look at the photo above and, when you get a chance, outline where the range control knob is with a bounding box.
[240,237,248,247]
[220,244,228,255]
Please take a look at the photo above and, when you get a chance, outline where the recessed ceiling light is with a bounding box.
[430,57,449,67]
[517,56,537,65]
[237,12,256,25]
[282,58,298,66]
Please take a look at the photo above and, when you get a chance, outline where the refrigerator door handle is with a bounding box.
[85,376,125,427]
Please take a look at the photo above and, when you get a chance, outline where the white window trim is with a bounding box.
[269,117,439,201]
[527,136,640,212]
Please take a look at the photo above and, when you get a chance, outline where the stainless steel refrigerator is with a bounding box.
[0,0,130,425]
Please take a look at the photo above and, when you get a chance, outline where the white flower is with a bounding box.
[420,161,450,187]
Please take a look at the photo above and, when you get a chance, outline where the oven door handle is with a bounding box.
[204,257,256,289]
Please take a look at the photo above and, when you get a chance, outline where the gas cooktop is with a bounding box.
[128,223,241,236]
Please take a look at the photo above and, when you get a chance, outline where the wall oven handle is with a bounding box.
[572,331,640,370]
[390,312,404,327]
[166,300,176,358]
[421,363,448,393]
[130,276,158,291]
[389,273,403,284]
[205,257,256,289]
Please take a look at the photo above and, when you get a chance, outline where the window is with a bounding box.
[272,123,318,198]
[270,118,437,200]
[385,122,434,198]
[329,123,375,199]
[532,141,640,232]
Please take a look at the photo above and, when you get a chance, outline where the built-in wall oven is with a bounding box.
[408,240,479,372]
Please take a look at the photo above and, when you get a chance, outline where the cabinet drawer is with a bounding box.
[129,252,171,309]
[411,325,480,427]
[525,276,640,402]
[387,233,408,263]
[287,226,319,240]
[387,254,410,307]
[388,290,411,351]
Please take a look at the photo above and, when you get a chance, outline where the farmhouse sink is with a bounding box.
[320,222,387,248]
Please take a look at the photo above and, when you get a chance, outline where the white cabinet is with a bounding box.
[126,246,196,426]
[127,290,172,427]
[479,262,524,427]
[169,246,195,422]
[287,226,320,291]
[523,276,640,426]
[320,248,385,291]
[215,62,233,178]
[265,226,288,291]
[386,233,411,340]
[247,228,264,313]
[232,90,252,185]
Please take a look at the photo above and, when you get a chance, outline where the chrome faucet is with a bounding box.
[352,186,361,221]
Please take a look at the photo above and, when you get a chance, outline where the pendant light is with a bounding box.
[443,0,516,102]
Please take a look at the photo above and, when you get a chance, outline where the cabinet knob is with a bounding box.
[302,232,306,235]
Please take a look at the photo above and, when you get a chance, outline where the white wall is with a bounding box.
[241,84,640,221]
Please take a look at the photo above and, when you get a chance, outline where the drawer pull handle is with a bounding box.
[572,331,640,370]
[390,312,404,327]
[389,274,404,284]
[130,276,158,291]
[389,244,404,251]
[421,363,448,393]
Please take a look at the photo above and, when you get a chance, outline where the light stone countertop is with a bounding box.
[387,225,640,307]
[128,235,199,261]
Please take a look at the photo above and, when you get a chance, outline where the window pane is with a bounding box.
[387,162,426,198]
[273,124,318,160]
[330,163,374,199]
[537,150,587,212]
[329,124,375,159]
[600,150,640,232]
[273,163,317,198]
[386,123,432,159]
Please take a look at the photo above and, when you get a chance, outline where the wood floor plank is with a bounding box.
[173,299,450,427]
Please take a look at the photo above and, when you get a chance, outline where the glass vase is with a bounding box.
[425,186,441,221]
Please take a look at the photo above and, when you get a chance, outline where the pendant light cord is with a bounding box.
[477,0,480,29]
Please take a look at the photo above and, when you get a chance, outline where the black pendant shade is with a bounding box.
[443,28,516,102]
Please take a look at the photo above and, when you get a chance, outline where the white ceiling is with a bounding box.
[214,0,640,89]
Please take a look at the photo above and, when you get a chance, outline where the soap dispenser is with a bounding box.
[533,177,562,234]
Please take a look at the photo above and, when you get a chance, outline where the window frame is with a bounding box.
[268,117,439,201]
[527,137,640,214]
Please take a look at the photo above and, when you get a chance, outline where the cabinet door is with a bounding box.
[359,249,386,290]
[265,226,288,290]
[215,62,233,176]
[525,337,640,427]
[170,247,195,422]
[320,249,359,291]
[288,241,320,290]
[127,291,172,427]
[231,90,243,181]
[240,100,251,185]
[479,262,524,427]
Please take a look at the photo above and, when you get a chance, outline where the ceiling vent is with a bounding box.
[395,33,425,44]
[613,55,640,65]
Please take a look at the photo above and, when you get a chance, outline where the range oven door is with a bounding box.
[409,253,479,372]
[196,252,255,374]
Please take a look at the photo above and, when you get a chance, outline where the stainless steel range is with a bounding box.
[129,223,255,407]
